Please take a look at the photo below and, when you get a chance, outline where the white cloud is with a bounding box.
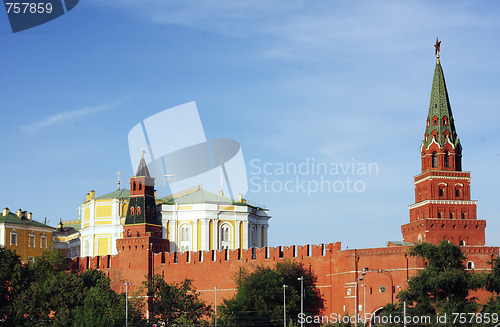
[19,100,125,133]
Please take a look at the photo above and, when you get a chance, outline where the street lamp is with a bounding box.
[298,276,304,327]
[214,286,219,327]
[283,284,288,327]
[124,282,131,327]
[377,270,394,303]
[361,284,366,323]
[355,267,368,327]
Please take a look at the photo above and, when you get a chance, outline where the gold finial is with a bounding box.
[116,171,122,190]
[141,148,146,159]
[434,37,441,64]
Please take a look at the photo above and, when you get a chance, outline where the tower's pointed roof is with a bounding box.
[135,154,151,177]
[423,44,460,149]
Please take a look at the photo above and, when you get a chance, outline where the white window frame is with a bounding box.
[179,224,191,252]
[40,233,47,249]
[10,230,18,246]
[28,231,35,248]
[220,224,232,250]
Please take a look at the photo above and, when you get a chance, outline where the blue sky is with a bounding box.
[1,0,499,249]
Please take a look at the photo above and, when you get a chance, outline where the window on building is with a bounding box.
[432,152,437,168]
[443,117,448,125]
[28,232,35,247]
[28,257,35,263]
[40,234,47,249]
[444,152,449,167]
[439,188,444,197]
[136,206,141,216]
[10,230,18,246]
[449,212,454,219]
[221,225,231,250]
[467,261,474,270]
[347,289,352,296]
[130,207,135,215]
[133,181,136,191]
[456,189,461,197]
[461,212,466,219]
[180,225,190,252]
[459,240,466,246]
[437,212,442,218]
[139,182,142,191]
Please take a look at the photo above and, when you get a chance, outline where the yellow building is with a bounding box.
[0,208,54,262]
[52,219,81,258]
[160,186,271,252]
[79,189,129,257]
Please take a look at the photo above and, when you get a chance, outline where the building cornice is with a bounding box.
[409,199,477,209]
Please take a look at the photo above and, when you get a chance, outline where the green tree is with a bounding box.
[218,260,324,327]
[382,241,483,327]
[74,270,142,327]
[145,274,211,326]
[0,246,32,325]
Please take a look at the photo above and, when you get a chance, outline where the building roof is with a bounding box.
[423,58,460,148]
[95,188,130,200]
[0,212,54,229]
[135,155,151,177]
[53,226,79,236]
[161,188,243,206]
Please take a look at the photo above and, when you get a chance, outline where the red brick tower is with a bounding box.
[401,40,486,246]
[116,153,168,281]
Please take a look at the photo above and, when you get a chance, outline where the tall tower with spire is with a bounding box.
[118,153,168,251]
[401,39,486,246]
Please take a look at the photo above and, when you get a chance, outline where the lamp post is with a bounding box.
[377,270,394,303]
[361,284,366,323]
[355,268,369,327]
[124,282,131,327]
[283,284,288,327]
[214,286,219,327]
[298,276,304,327]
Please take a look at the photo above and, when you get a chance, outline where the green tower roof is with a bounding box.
[422,59,460,149]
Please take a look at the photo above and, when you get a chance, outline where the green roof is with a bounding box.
[422,60,461,149]
[0,213,55,229]
[161,189,237,205]
[95,189,130,200]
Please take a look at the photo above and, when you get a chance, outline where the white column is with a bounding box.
[213,219,219,251]
[262,225,269,247]
[235,220,241,249]
[201,218,210,251]
[242,221,249,250]
[193,219,198,251]
[256,225,262,248]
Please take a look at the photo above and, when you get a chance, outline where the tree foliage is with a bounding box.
[381,241,488,327]
[218,260,324,327]
[145,274,211,326]
[0,246,142,326]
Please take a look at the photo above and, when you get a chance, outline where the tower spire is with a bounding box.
[434,37,441,64]
[421,38,462,172]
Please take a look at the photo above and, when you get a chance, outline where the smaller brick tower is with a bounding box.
[401,39,486,246]
[116,153,168,280]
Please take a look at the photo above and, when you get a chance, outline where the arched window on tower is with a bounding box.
[136,206,141,216]
[139,182,142,191]
[439,188,444,197]
[432,152,438,168]
[444,151,449,167]
[437,212,442,218]
[133,182,136,191]
[130,207,135,215]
